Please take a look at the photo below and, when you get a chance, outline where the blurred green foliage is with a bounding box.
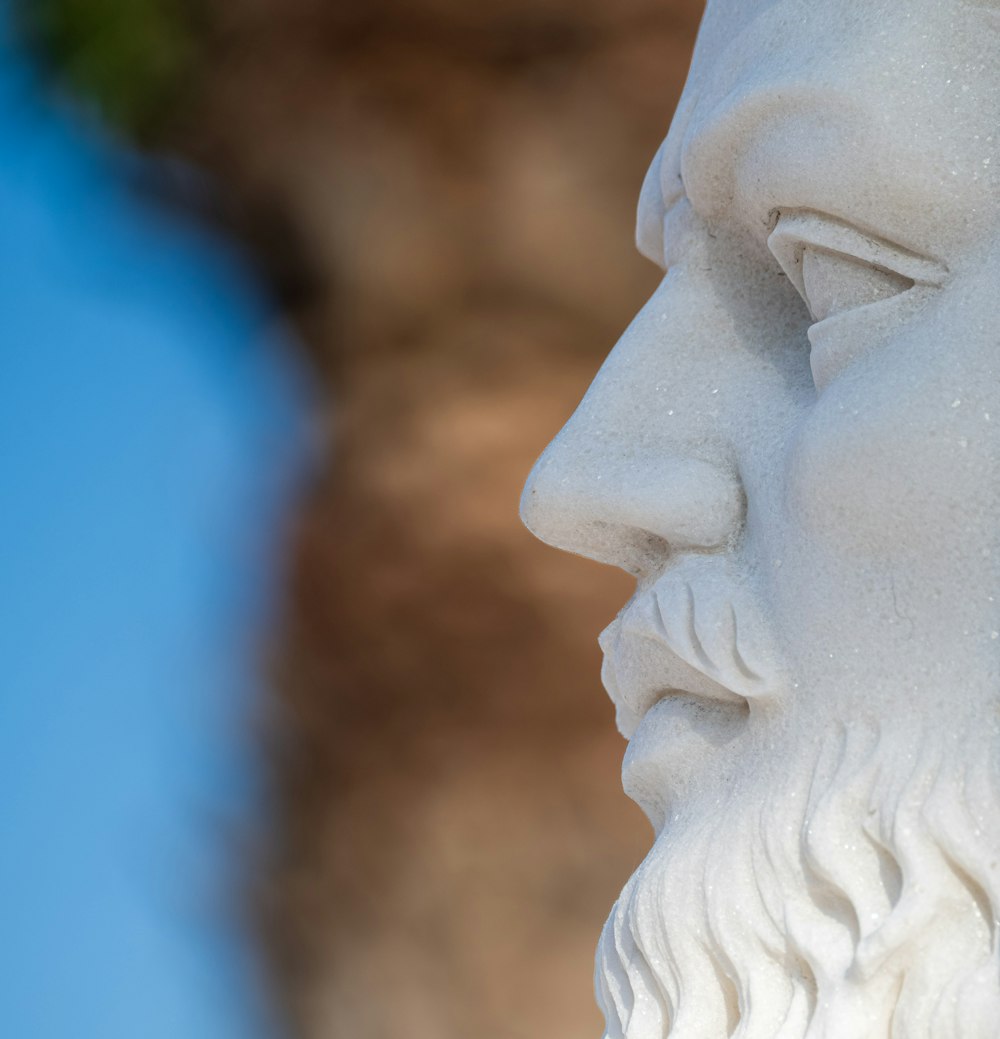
[17,0,201,139]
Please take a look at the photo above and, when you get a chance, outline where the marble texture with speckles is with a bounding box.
[522,1,1000,1036]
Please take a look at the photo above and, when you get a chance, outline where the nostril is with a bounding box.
[521,448,745,572]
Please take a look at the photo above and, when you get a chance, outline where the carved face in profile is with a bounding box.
[522,1,1000,1036]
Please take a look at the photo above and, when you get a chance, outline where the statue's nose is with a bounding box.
[520,428,745,575]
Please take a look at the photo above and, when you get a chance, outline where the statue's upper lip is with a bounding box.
[601,625,745,740]
[599,562,779,739]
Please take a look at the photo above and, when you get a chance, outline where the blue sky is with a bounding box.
[0,34,308,1038]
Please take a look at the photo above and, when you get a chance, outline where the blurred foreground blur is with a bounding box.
[13,2,704,1036]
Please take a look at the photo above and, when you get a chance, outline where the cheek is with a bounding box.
[785,333,1000,562]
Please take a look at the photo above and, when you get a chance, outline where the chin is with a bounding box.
[596,712,1000,1039]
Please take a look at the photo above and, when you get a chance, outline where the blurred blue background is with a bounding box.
[0,15,307,1035]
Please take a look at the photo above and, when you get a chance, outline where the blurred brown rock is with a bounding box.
[184,1,704,1035]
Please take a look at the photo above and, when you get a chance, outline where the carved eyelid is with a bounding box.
[767,211,948,300]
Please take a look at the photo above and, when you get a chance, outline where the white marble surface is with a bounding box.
[522,1,1000,1035]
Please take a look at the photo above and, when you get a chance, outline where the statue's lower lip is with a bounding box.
[637,686,747,727]
[622,691,751,827]
[615,671,748,739]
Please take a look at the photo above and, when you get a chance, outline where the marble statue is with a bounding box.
[520,1,1000,1036]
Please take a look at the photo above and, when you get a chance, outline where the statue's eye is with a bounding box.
[798,247,912,323]
[766,212,948,390]
[767,211,945,324]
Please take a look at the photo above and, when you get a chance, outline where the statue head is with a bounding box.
[521,1,1000,1035]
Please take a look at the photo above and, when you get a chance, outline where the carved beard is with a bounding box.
[596,716,1000,1039]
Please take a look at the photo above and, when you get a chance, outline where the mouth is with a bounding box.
[597,558,783,829]
[600,637,747,742]
[599,560,778,741]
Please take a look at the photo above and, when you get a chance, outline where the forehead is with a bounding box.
[639,0,1000,260]
[689,0,992,83]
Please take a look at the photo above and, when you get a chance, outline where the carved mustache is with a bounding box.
[600,558,781,736]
